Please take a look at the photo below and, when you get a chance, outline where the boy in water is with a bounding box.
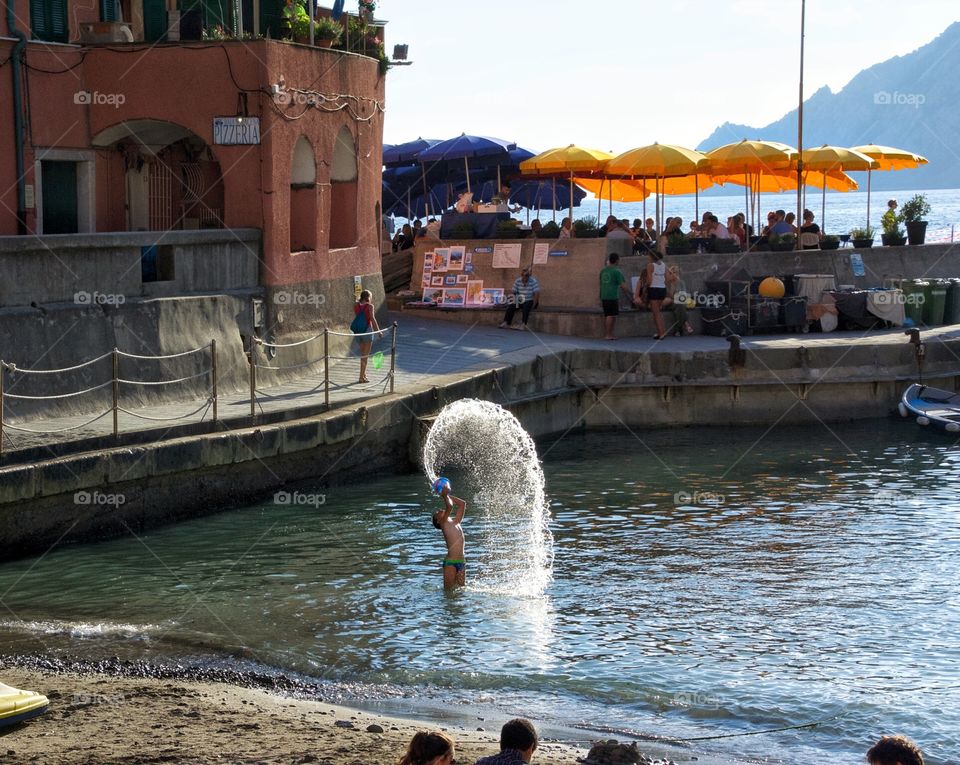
[431,478,466,589]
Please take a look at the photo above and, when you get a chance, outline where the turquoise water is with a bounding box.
[0,421,958,763]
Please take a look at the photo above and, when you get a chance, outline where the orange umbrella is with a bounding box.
[706,140,798,231]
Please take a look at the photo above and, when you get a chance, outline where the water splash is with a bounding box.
[422,399,554,595]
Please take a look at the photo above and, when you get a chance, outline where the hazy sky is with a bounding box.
[379,0,960,153]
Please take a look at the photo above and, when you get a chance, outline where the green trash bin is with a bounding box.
[922,279,948,326]
[943,278,960,325]
[903,280,926,326]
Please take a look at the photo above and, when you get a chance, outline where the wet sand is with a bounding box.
[0,667,590,765]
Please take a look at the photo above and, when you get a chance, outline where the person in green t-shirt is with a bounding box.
[599,253,631,340]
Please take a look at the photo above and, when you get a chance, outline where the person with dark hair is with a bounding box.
[474,718,538,764]
[599,253,631,340]
[643,249,668,339]
[398,730,455,765]
[866,734,924,765]
[351,289,383,384]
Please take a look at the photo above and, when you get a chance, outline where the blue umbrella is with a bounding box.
[387,189,445,220]
[417,134,517,194]
[510,180,586,211]
[383,137,441,167]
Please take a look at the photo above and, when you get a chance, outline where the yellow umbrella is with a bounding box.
[520,145,613,224]
[850,144,928,228]
[606,143,711,230]
[800,145,878,173]
[707,140,799,231]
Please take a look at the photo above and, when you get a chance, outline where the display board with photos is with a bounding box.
[420,246,503,306]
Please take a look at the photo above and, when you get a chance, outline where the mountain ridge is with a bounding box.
[697,21,960,190]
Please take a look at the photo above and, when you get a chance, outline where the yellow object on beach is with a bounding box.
[0,682,49,728]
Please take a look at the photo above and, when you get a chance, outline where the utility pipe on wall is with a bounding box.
[5,0,29,234]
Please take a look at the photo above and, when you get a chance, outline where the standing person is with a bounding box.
[351,289,382,384]
[432,478,467,589]
[500,267,540,331]
[599,253,631,340]
[644,250,668,339]
[474,718,539,765]
[398,731,456,765]
[866,735,924,765]
[882,199,899,232]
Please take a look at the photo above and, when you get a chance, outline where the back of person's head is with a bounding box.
[632,218,642,228]
[866,734,924,765]
[776,209,786,219]
[499,718,538,753]
[785,212,796,223]
[398,731,454,765]
[359,289,372,304]
[887,198,897,208]
[608,253,620,264]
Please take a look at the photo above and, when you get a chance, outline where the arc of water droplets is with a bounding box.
[423,399,554,596]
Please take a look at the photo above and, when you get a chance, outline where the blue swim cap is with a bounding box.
[433,477,451,494]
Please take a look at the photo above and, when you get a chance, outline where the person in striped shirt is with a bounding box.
[499,267,540,331]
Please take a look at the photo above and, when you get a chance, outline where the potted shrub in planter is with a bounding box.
[314,16,342,47]
[769,233,796,252]
[820,234,841,250]
[573,215,599,238]
[881,206,907,246]
[901,194,931,245]
[496,220,520,239]
[850,227,875,249]
[540,221,560,238]
[666,232,692,255]
[451,222,475,239]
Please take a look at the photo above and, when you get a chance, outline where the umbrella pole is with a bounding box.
[497,165,502,192]
[821,180,826,234]
[465,157,471,195]
[695,173,700,222]
[866,168,872,231]
[552,178,556,223]
[597,178,602,223]
[569,173,573,227]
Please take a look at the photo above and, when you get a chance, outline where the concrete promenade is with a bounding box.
[3,310,960,462]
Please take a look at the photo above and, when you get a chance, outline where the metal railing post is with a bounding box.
[0,361,5,457]
[249,338,257,421]
[210,339,218,425]
[324,328,330,408]
[390,321,397,394]
[112,348,119,438]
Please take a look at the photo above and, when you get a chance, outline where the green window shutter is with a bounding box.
[259,0,284,39]
[142,0,167,41]
[101,0,117,22]
[30,0,69,42]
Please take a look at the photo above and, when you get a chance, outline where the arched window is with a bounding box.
[328,126,358,249]
[290,136,317,252]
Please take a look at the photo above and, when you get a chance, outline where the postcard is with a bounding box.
[466,280,484,305]
[442,287,466,306]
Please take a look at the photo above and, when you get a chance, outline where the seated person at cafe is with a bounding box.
[688,220,701,237]
[392,223,415,252]
[424,217,441,239]
[657,217,683,255]
[770,210,793,235]
[705,213,733,239]
[631,219,649,241]
[559,217,573,238]
[530,219,543,237]
[603,215,633,239]
[784,212,798,234]
[760,211,777,239]
[644,218,658,241]
[728,215,747,247]
[737,212,753,237]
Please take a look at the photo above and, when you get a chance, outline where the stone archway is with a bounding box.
[92,120,225,232]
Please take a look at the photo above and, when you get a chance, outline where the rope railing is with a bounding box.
[0,340,220,455]
[248,323,398,418]
[0,322,400,454]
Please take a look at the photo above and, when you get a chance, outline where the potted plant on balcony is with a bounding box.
[540,221,560,238]
[283,0,310,42]
[850,227,875,249]
[573,215,598,238]
[820,234,841,250]
[359,0,376,20]
[900,194,931,245]
[314,16,342,47]
[496,219,521,239]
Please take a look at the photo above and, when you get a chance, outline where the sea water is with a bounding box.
[0,421,957,764]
